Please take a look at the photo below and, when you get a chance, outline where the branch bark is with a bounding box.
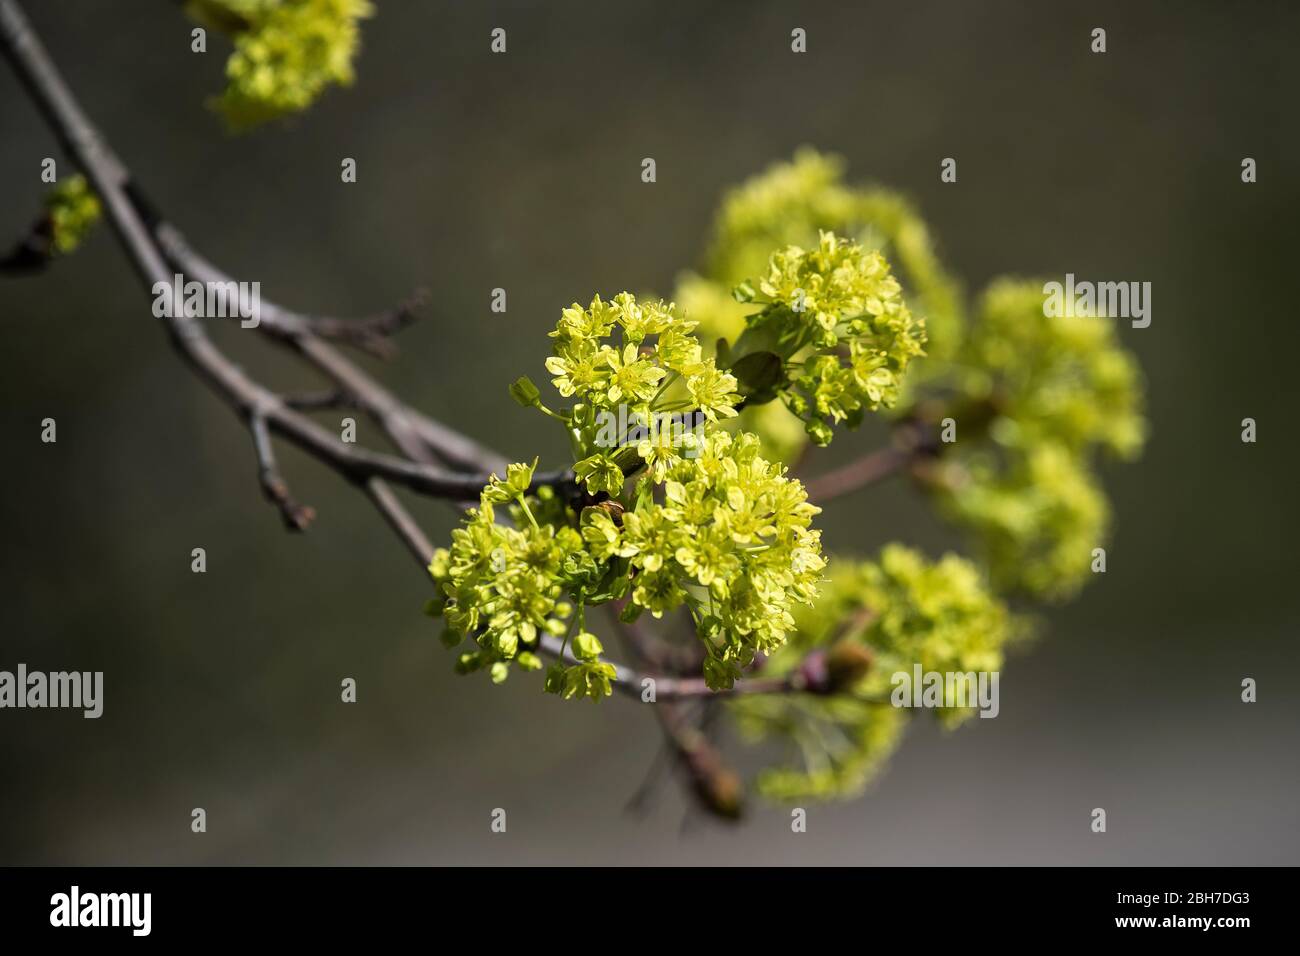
[2,0,564,503]
[803,418,941,504]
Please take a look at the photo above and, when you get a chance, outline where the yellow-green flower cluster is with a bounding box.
[426,463,620,701]
[419,151,1149,812]
[583,431,825,689]
[731,545,1019,800]
[539,293,740,495]
[733,231,927,445]
[428,472,567,670]
[431,284,828,698]
[192,0,373,129]
[757,232,904,349]
[957,279,1145,458]
[937,440,1109,601]
[45,175,100,254]
[673,151,963,464]
[698,149,963,356]
[428,430,825,697]
[545,293,739,418]
[848,545,1017,713]
[932,279,1145,598]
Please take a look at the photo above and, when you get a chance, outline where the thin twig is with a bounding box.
[293,290,426,361]
[250,411,315,530]
[803,417,943,504]
[655,700,744,820]
[0,0,564,504]
[283,388,356,411]
[803,444,910,503]
[150,222,503,474]
[363,477,436,567]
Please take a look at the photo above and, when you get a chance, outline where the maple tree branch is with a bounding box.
[249,411,317,531]
[803,418,943,504]
[0,0,847,821]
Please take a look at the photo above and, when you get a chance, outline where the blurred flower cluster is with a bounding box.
[45,175,101,254]
[732,544,1022,800]
[426,150,1146,804]
[931,279,1145,597]
[187,0,373,129]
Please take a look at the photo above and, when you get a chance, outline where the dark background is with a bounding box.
[1,0,1296,864]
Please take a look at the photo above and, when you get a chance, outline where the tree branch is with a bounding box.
[148,221,506,475]
[803,418,940,504]
[249,410,316,530]
[283,388,357,411]
[803,444,911,502]
[363,477,436,567]
[1,0,572,506]
[655,701,743,819]
[0,0,842,822]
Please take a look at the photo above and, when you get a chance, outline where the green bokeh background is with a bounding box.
[1,0,1296,864]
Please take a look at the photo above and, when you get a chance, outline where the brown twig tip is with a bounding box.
[688,759,745,821]
[658,705,746,821]
[249,413,315,532]
[309,288,428,360]
[264,478,317,532]
[786,641,874,696]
